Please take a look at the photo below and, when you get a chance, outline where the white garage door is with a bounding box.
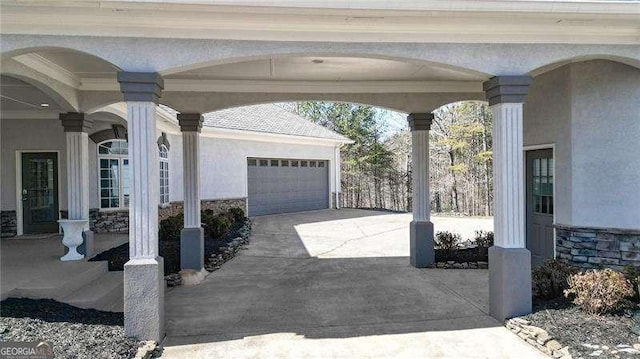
[247,158,329,216]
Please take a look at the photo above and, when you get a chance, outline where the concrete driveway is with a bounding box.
[162,209,545,358]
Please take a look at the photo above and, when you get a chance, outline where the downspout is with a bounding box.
[334,144,342,210]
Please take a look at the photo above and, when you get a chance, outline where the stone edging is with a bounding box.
[430,261,488,269]
[134,341,158,359]
[506,318,572,359]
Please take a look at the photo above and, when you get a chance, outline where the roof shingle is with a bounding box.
[203,104,350,142]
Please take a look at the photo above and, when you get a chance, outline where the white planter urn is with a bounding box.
[58,219,88,261]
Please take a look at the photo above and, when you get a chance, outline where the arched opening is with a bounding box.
[0,74,75,113]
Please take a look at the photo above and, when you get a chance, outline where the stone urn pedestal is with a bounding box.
[58,219,88,261]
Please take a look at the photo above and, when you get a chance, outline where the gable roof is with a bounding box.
[203,104,351,142]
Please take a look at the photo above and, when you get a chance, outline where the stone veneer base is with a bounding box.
[555,224,640,272]
[1,211,17,237]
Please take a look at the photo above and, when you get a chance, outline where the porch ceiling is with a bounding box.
[0,75,64,112]
[1,49,488,114]
[167,56,487,82]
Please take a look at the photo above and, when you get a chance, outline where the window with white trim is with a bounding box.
[98,140,129,209]
[159,144,169,205]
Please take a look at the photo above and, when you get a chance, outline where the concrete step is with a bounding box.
[61,271,123,312]
[10,260,108,300]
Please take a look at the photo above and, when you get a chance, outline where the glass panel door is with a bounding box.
[21,152,59,234]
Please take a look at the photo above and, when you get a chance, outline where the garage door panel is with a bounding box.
[248,158,329,216]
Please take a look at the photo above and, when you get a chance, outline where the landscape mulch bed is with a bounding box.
[435,247,488,264]
[90,219,250,275]
[523,297,639,358]
[0,298,142,359]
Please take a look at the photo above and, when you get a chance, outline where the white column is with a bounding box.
[118,72,165,342]
[66,132,90,226]
[492,103,525,248]
[407,113,434,268]
[484,75,532,322]
[127,101,160,259]
[182,132,201,228]
[59,113,93,259]
[412,130,430,222]
[177,113,204,271]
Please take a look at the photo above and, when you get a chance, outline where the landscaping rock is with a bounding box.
[511,298,638,359]
[505,318,571,359]
[0,298,142,359]
[134,341,157,359]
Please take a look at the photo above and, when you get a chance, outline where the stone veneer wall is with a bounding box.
[555,224,640,272]
[5,198,248,236]
[1,211,17,237]
[95,198,247,234]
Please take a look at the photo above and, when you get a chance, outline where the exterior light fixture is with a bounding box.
[40,103,50,108]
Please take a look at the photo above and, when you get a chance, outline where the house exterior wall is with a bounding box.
[524,59,640,270]
[1,118,67,236]
[1,119,340,235]
[168,133,339,203]
[523,65,573,226]
[1,118,68,212]
[569,60,640,230]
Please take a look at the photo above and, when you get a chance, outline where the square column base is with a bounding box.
[79,230,94,257]
[124,257,165,342]
[489,246,532,321]
[181,227,204,270]
[410,220,434,268]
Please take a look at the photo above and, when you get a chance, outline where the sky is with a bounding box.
[376,108,407,140]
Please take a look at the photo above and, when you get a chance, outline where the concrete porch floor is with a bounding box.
[0,232,127,311]
[162,209,544,358]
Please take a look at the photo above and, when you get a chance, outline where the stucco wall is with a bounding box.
[569,60,640,229]
[1,117,340,234]
[0,118,68,211]
[523,65,573,226]
[524,59,640,230]
[168,134,339,203]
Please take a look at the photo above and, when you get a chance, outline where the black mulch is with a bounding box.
[435,247,488,263]
[0,298,140,359]
[89,219,249,275]
[523,297,638,358]
[0,298,123,325]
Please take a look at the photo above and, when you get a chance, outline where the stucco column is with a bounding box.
[177,113,204,271]
[408,113,434,268]
[60,112,94,257]
[484,75,532,321]
[118,72,165,342]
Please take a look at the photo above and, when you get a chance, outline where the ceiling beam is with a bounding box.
[12,53,81,89]
[80,78,484,94]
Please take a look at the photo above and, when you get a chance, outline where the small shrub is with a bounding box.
[201,209,215,222]
[228,207,245,223]
[159,213,184,241]
[435,231,461,256]
[564,268,634,315]
[473,230,494,248]
[532,259,579,300]
[205,215,232,239]
[474,230,494,257]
